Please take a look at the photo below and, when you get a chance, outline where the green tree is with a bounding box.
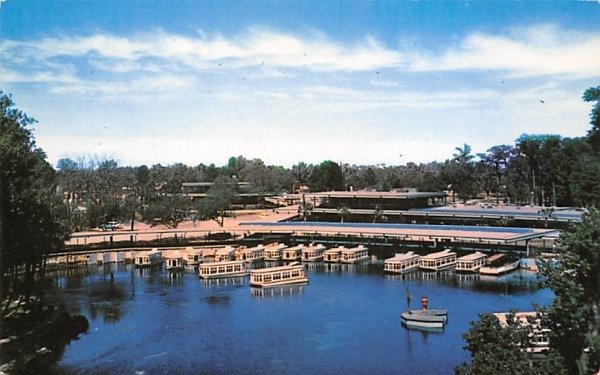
[195,176,236,227]
[540,208,600,374]
[309,160,344,192]
[441,144,478,203]
[1,92,70,309]
[583,86,600,152]
[456,313,565,375]
[143,196,189,229]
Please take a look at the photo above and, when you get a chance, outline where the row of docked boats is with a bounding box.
[133,243,369,288]
[384,249,520,275]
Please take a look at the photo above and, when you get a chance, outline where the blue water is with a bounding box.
[54,263,552,374]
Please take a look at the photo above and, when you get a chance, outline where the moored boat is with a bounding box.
[263,243,287,261]
[419,249,457,271]
[134,249,163,268]
[323,247,342,263]
[301,243,326,262]
[237,245,265,262]
[282,245,303,261]
[340,245,369,263]
[480,254,520,275]
[214,246,237,262]
[384,251,421,274]
[183,247,203,268]
[456,252,487,273]
[165,250,185,271]
[249,262,308,287]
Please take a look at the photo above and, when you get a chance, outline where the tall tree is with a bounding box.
[1,92,70,308]
[583,86,600,152]
[196,176,237,227]
[540,208,600,374]
[309,160,345,192]
[441,144,478,203]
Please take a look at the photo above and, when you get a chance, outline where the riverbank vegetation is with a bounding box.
[0,92,88,372]
[457,208,600,374]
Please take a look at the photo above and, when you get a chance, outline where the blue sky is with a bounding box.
[2,1,600,168]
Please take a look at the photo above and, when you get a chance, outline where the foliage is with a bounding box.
[540,208,600,374]
[0,92,70,306]
[309,160,345,191]
[142,196,190,228]
[583,86,600,152]
[195,176,236,227]
[441,144,478,203]
[456,313,566,375]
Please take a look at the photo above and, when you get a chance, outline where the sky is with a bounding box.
[1,1,600,168]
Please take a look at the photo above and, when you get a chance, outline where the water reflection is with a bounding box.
[382,267,542,295]
[204,294,231,306]
[250,284,306,298]
[199,276,247,287]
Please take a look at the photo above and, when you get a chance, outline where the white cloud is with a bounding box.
[411,24,600,77]
[2,28,404,73]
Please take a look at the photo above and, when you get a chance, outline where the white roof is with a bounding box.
[457,252,487,261]
[385,251,420,263]
[421,249,456,260]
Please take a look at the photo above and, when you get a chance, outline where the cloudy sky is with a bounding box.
[2,1,599,168]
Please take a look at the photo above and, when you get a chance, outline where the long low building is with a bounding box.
[310,206,581,229]
[238,221,558,248]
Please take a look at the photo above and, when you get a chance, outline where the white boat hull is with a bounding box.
[250,277,309,288]
[199,271,248,279]
[480,260,520,275]
[419,262,456,272]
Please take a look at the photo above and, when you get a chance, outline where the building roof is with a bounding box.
[306,191,446,200]
[238,221,557,244]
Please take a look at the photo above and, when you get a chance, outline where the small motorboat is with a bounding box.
[401,295,448,331]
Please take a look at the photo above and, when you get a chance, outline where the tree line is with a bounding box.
[53,85,600,231]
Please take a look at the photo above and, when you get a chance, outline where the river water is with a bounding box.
[51,261,552,374]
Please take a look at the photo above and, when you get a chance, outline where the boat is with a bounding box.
[384,251,421,274]
[198,260,248,279]
[249,262,308,287]
[401,295,448,331]
[164,250,185,271]
[479,254,520,275]
[456,252,487,273]
[301,243,326,262]
[214,246,237,262]
[237,245,265,263]
[401,309,448,330]
[339,245,369,263]
[323,247,342,263]
[419,249,457,271]
[282,245,303,261]
[134,249,163,268]
[183,247,203,268]
[263,243,287,261]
